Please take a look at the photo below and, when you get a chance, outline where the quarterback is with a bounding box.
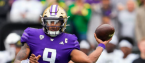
[14,5,112,63]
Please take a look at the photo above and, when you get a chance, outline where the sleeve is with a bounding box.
[67,34,80,57]
[21,27,32,43]
[135,10,142,42]
[70,34,80,50]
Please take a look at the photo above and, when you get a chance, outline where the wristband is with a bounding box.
[97,43,106,50]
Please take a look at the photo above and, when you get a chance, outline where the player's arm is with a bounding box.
[70,33,112,63]
[14,43,30,63]
[70,47,104,63]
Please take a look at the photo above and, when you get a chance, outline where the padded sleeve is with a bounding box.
[21,27,32,43]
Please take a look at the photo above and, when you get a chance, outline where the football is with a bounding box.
[95,24,115,41]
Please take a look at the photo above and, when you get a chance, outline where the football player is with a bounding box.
[14,5,112,63]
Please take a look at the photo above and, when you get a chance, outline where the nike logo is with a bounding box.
[59,41,64,45]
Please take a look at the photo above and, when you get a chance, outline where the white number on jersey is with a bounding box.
[43,48,56,63]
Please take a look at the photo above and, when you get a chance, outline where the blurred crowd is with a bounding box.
[0,0,145,63]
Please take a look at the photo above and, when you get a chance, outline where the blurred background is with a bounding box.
[0,0,145,63]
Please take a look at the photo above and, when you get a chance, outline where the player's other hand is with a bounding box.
[29,54,41,63]
[94,33,112,46]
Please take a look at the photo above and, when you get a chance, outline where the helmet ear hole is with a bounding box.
[44,15,47,17]
[60,16,63,18]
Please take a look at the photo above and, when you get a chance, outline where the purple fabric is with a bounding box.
[48,52,52,58]
[103,10,112,16]
[101,6,112,17]
[98,43,106,49]
[21,28,80,63]
[85,0,100,4]
[21,28,31,42]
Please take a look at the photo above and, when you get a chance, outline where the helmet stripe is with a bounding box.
[50,5,58,16]
[55,5,58,15]
[50,5,53,15]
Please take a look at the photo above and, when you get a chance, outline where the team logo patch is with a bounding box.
[40,35,44,40]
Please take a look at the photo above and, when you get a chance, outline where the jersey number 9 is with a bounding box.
[43,48,56,63]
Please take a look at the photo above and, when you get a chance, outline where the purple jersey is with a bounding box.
[21,27,80,63]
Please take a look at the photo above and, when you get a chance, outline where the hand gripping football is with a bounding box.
[95,24,115,41]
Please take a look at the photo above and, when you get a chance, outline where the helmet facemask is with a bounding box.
[41,17,66,37]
